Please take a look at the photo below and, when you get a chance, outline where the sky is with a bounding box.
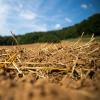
[0,0,100,36]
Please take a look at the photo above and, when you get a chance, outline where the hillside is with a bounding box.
[0,13,100,45]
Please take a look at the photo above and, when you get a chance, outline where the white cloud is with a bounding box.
[0,2,10,35]
[65,17,72,23]
[81,4,89,9]
[30,24,47,32]
[34,25,47,32]
[17,23,47,32]
[55,24,61,29]
[14,3,23,12]
[19,3,23,9]
[20,10,37,20]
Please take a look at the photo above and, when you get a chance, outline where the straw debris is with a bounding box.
[0,33,99,80]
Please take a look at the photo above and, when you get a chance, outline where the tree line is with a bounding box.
[0,13,100,45]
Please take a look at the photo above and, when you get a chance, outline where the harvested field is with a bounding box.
[0,36,100,100]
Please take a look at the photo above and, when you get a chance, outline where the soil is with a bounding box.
[0,41,100,100]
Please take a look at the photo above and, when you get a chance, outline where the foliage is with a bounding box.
[0,13,100,45]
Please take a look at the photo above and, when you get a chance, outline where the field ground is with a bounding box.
[0,37,100,100]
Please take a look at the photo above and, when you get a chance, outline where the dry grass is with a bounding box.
[0,33,100,100]
[0,33,100,79]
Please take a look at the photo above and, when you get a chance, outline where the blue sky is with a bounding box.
[0,0,100,36]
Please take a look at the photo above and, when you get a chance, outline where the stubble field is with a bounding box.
[0,36,100,100]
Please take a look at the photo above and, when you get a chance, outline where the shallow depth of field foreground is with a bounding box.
[0,36,100,100]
